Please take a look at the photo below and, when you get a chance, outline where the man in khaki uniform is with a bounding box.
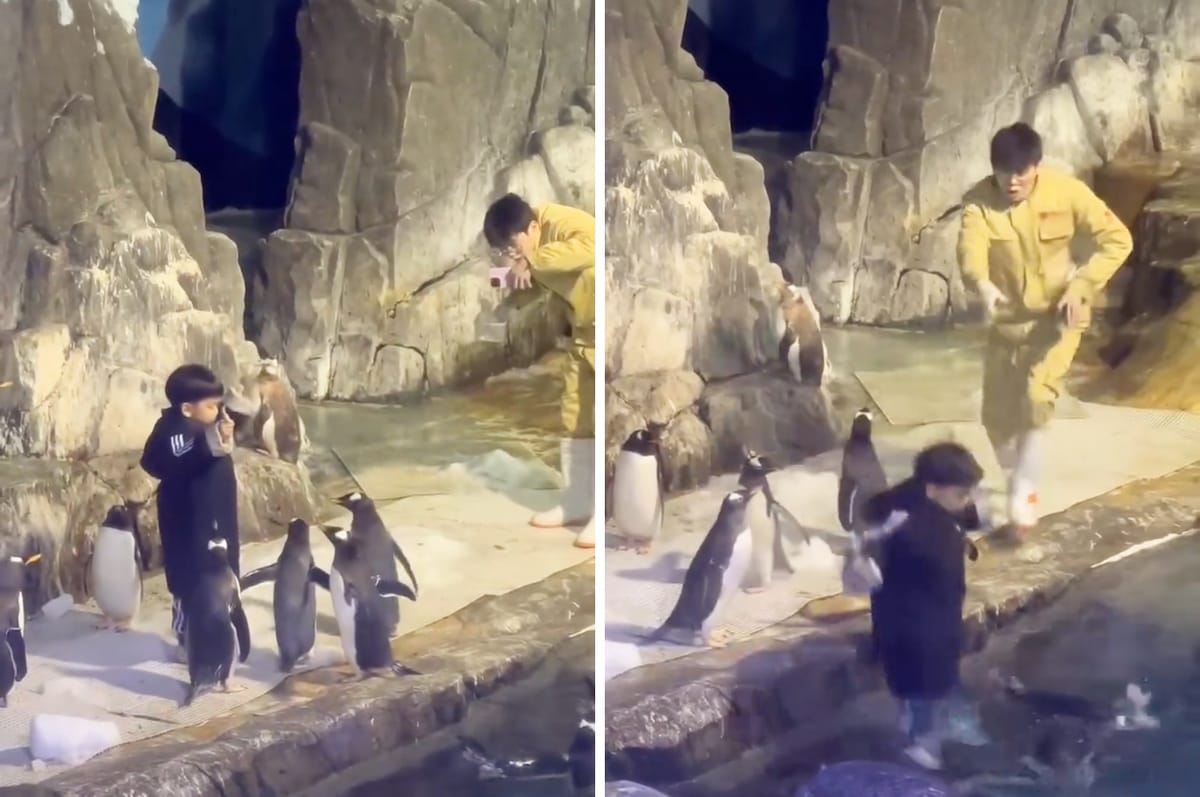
[957,123,1132,544]
[483,193,596,549]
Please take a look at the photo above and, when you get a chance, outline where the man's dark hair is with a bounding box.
[913,442,983,489]
[482,193,536,248]
[165,364,224,407]
[990,123,1043,174]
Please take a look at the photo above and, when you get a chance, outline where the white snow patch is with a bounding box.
[29,714,120,766]
[56,0,73,26]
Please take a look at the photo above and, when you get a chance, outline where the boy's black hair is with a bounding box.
[164,364,224,407]
[990,123,1043,174]
[913,442,983,489]
[482,193,536,249]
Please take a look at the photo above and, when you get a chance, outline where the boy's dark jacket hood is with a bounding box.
[863,477,982,532]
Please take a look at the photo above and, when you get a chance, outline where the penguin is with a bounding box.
[778,283,832,387]
[334,491,419,637]
[609,423,669,554]
[87,503,149,632]
[838,408,888,534]
[182,538,251,706]
[240,519,332,672]
[738,450,814,592]
[254,358,308,464]
[645,490,753,649]
[0,553,40,707]
[320,524,418,677]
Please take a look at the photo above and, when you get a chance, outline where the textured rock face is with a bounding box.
[0,0,263,459]
[254,0,595,401]
[605,0,837,485]
[778,3,1200,326]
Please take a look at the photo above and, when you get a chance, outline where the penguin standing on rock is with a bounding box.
[838,408,889,534]
[0,553,40,708]
[88,503,149,632]
[608,423,669,554]
[778,283,832,387]
[334,491,419,637]
[240,519,331,672]
[645,490,752,649]
[321,525,418,678]
[182,538,251,706]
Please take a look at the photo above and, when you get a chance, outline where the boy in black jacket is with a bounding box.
[139,364,239,661]
[864,441,985,770]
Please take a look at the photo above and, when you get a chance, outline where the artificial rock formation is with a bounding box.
[605,0,838,485]
[774,3,1200,327]
[253,0,596,402]
[0,0,314,608]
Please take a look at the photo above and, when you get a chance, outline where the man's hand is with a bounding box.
[509,257,534,290]
[1056,282,1090,329]
[977,280,1009,320]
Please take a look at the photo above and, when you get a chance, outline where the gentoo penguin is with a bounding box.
[738,450,813,592]
[88,503,149,632]
[778,283,832,387]
[334,491,419,636]
[0,553,40,707]
[645,490,752,648]
[609,423,669,554]
[837,408,888,534]
[182,538,251,706]
[240,519,332,672]
[320,525,417,677]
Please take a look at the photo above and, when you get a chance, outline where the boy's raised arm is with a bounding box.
[528,206,595,275]
[140,421,222,481]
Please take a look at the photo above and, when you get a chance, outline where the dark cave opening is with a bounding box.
[680,0,831,136]
[139,0,303,213]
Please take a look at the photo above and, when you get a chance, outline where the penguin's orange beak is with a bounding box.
[23,554,42,566]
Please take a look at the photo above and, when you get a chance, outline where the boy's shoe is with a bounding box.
[904,738,943,770]
[531,438,594,529]
[574,517,595,549]
[942,712,991,747]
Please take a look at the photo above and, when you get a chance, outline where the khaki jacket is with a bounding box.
[529,204,596,330]
[957,168,1133,316]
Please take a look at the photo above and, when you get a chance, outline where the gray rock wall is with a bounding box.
[254,0,596,401]
[605,0,837,485]
[776,1,1200,327]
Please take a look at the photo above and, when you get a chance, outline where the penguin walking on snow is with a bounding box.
[838,408,888,534]
[645,490,752,649]
[738,451,815,592]
[321,525,418,678]
[88,503,150,632]
[334,491,419,637]
[182,538,251,706]
[608,423,669,554]
[0,553,40,707]
[240,519,331,672]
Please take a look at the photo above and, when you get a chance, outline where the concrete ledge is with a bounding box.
[605,464,1200,787]
[22,561,594,797]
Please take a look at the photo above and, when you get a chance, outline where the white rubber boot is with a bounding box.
[531,438,594,528]
[574,515,596,549]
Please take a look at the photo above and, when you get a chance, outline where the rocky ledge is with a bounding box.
[24,562,593,797]
[605,465,1200,788]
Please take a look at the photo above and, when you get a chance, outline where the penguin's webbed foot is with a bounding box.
[113,620,132,633]
[95,617,112,630]
[634,544,652,555]
[0,695,7,708]
[220,680,248,694]
[704,628,737,649]
[391,662,419,677]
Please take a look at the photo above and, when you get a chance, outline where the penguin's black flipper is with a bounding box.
[308,566,331,591]
[764,485,810,544]
[129,503,152,575]
[373,576,417,602]
[231,604,252,663]
[7,630,26,682]
[389,540,420,597]
[240,563,279,591]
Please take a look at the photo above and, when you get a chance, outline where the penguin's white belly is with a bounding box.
[720,531,754,611]
[329,568,358,668]
[785,340,802,381]
[92,528,141,620]
[612,452,662,542]
[745,492,773,549]
[791,536,840,576]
